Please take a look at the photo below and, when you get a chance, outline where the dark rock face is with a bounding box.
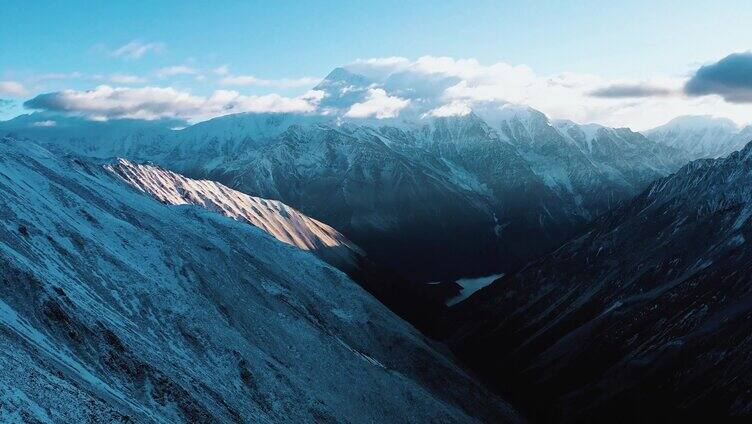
[447,142,752,422]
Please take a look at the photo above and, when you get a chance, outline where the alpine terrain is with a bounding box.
[3,67,692,282]
[0,136,520,423]
[5,4,752,424]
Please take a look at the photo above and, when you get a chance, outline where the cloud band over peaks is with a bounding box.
[24,86,325,121]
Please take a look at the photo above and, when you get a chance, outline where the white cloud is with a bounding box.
[32,72,83,82]
[156,66,197,78]
[345,56,752,130]
[424,101,472,118]
[352,57,411,68]
[24,85,325,121]
[109,41,164,59]
[213,65,230,76]
[32,120,57,127]
[347,57,411,78]
[220,75,319,88]
[108,74,147,84]
[299,89,326,104]
[345,88,409,119]
[0,80,26,96]
[219,75,261,85]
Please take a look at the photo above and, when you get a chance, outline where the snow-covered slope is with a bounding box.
[103,158,453,337]
[449,141,752,421]
[106,158,363,268]
[643,115,749,159]
[0,137,519,423]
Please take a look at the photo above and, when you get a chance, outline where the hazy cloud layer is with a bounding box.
[589,83,672,98]
[12,53,752,129]
[24,85,324,121]
[0,81,27,96]
[213,65,230,76]
[156,66,197,78]
[342,55,752,129]
[109,41,164,59]
[685,52,752,103]
[220,75,319,88]
[31,72,83,82]
[106,74,147,84]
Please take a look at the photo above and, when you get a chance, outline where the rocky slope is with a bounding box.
[0,137,520,423]
[448,141,752,422]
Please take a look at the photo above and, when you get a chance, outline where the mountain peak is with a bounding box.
[658,114,738,132]
[315,67,372,90]
[644,114,745,159]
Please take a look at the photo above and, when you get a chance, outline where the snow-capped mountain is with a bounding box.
[313,68,376,110]
[448,141,752,421]
[433,104,689,218]
[0,68,692,281]
[0,136,520,423]
[644,115,751,159]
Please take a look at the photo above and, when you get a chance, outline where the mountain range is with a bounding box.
[1,68,693,282]
[3,65,752,422]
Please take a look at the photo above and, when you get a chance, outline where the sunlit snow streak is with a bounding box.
[106,158,362,254]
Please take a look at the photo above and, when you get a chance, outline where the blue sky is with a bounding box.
[2,0,752,128]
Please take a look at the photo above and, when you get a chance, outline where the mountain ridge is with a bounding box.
[0,95,692,281]
[447,139,752,422]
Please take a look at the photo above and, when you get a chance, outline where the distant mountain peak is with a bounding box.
[660,114,738,131]
[315,67,372,90]
[644,114,746,159]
